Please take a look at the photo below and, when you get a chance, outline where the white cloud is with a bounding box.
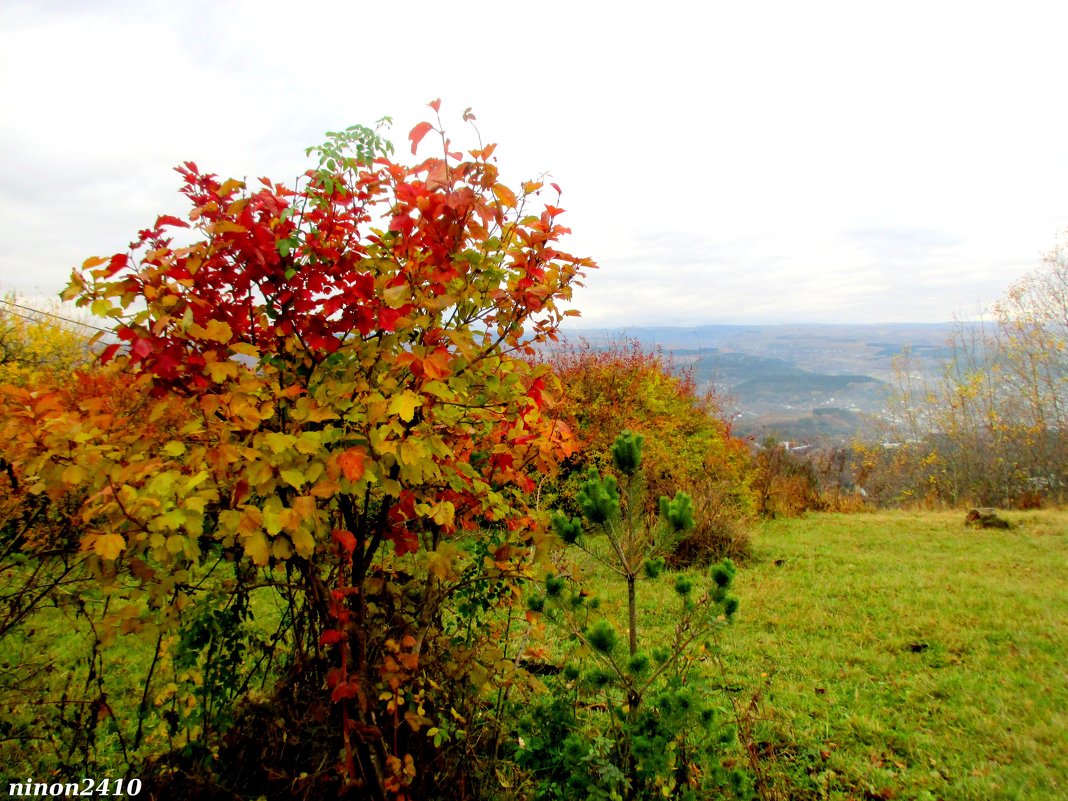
[3,0,1067,323]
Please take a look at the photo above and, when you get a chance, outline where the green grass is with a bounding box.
[4,510,1066,799]
[0,565,288,782]
[710,510,1068,801]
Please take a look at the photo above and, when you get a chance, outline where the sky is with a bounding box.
[2,0,1067,327]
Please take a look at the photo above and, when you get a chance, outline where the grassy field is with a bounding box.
[3,510,1065,799]
[709,510,1067,801]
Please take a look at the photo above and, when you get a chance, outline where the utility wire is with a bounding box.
[0,298,111,334]
[0,306,107,344]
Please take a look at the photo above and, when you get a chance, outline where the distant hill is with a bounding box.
[561,323,960,444]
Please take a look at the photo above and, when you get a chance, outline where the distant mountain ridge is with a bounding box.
[561,323,959,443]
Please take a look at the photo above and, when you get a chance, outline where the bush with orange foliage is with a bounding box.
[541,338,754,563]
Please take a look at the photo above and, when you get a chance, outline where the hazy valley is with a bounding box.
[565,323,960,443]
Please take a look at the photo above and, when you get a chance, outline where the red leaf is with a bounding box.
[332,528,357,556]
[408,121,434,155]
[155,214,189,229]
[104,253,129,277]
[320,629,345,646]
[390,528,420,557]
[428,98,441,113]
[377,306,401,332]
[99,342,121,364]
[131,338,153,359]
[491,452,515,471]
[331,681,360,702]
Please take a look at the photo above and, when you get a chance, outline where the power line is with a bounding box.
[0,306,101,343]
[0,298,111,334]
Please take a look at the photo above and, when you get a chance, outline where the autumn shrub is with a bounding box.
[0,292,93,386]
[751,439,822,518]
[543,338,754,561]
[668,473,753,567]
[1,105,593,799]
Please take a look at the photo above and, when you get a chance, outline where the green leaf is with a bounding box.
[586,619,618,654]
[611,430,644,475]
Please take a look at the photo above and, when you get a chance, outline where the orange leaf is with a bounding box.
[422,348,452,380]
[333,528,357,555]
[338,448,366,481]
[428,98,441,113]
[409,121,434,155]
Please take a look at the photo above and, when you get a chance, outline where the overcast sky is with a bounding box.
[2,0,1066,326]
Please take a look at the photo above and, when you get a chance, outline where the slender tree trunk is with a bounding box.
[627,573,637,657]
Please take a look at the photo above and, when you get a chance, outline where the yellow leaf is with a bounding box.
[90,532,126,560]
[280,468,305,489]
[422,380,451,399]
[370,425,398,455]
[492,184,517,208]
[295,432,322,455]
[382,284,409,308]
[230,342,259,358]
[429,501,455,527]
[205,361,238,382]
[389,391,422,422]
[202,319,233,343]
[237,506,263,537]
[62,464,87,484]
[183,471,209,491]
[218,178,245,196]
[292,495,318,518]
[212,220,247,235]
[263,432,295,454]
[271,537,294,560]
[291,527,316,558]
[398,438,426,466]
[426,542,460,580]
[163,441,186,457]
[243,530,270,566]
[263,508,284,536]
